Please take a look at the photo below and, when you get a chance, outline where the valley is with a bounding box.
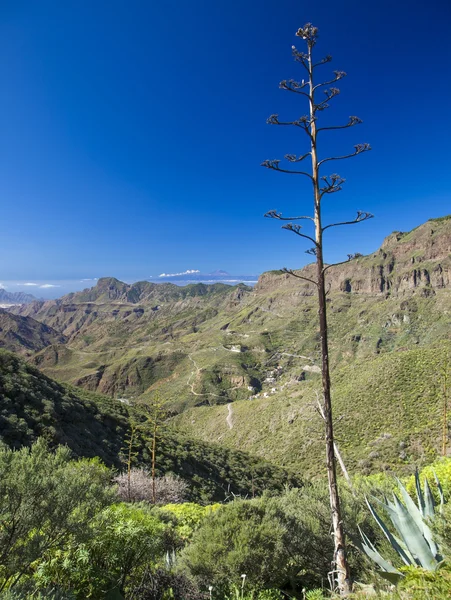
[3,215,451,478]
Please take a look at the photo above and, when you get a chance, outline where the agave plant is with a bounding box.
[360,470,445,582]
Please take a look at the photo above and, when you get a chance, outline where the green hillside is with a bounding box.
[0,349,300,501]
[173,341,451,477]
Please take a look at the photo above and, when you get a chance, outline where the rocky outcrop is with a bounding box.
[256,216,451,296]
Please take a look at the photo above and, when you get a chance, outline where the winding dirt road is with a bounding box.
[226,403,233,429]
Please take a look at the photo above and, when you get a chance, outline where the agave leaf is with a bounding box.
[378,571,404,584]
[395,477,438,558]
[396,477,424,530]
[415,468,425,517]
[365,497,412,566]
[423,478,436,519]
[391,493,437,571]
[434,471,445,514]
[391,532,416,564]
[358,527,402,575]
[372,495,415,564]
[372,495,403,536]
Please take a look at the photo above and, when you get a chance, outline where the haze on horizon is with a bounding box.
[1,0,450,282]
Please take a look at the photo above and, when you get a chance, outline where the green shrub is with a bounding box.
[0,591,76,600]
[180,485,346,593]
[35,502,167,599]
[0,439,113,591]
[180,498,291,592]
[398,563,451,599]
[305,590,326,600]
[159,502,222,541]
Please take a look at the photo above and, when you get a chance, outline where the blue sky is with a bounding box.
[1,0,450,281]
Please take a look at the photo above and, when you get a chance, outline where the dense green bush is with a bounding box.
[0,439,113,591]
[36,502,168,599]
[180,498,294,592]
[180,482,381,596]
[180,485,339,594]
[158,502,222,542]
[0,591,76,600]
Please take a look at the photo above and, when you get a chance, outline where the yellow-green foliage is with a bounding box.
[35,502,166,598]
[160,502,221,541]
[405,457,451,500]
[352,472,398,495]
[348,564,451,599]
[397,563,451,599]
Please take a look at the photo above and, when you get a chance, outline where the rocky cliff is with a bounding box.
[255,216,451,296]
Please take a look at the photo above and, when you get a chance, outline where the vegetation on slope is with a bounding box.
[173,341,451,477]
[2,217,450,483]
[0,349,300,501]
[3,441,451,599]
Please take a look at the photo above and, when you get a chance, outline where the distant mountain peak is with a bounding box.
[0,289,38,305]
[209,270,230,276]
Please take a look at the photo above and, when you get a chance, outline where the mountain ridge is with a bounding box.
[256,215,451,295]
[0,309,66,356]
[0,288,38,305]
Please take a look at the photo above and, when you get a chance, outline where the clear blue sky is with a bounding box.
[1,0,450,280]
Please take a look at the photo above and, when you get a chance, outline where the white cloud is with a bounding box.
[159,269,200,278]
[23,282,39,286]
[80,278,98,282]
[40,284,60,288]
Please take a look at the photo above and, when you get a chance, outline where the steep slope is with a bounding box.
[0,309,66,356]
[15,281,255,408]
[0,349,300,501]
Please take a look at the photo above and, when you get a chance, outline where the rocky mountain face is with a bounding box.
[0,309,66,356]
[256,216,451,296]
[0,288,37,306]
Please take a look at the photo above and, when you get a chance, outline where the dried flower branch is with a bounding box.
[264,210,313,221]
[262,22,373,597]
[322,211,374,233]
